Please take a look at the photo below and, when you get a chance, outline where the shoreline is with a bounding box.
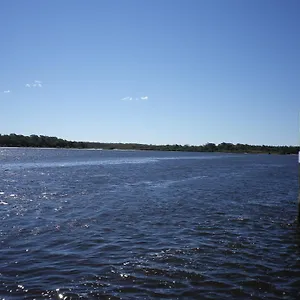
[0,145,297,155]
[0,134,298,155]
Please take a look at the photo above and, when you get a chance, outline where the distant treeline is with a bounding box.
[0,133,299,154]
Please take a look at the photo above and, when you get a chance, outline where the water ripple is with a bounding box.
[0,149,299,299]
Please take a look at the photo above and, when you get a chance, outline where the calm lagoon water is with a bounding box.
[0,148,299,299]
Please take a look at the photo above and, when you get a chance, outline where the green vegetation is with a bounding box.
[0,133,298,154]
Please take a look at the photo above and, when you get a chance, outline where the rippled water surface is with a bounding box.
[0,148,299,299]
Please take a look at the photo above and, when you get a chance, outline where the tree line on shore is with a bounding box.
[0,133,299,154]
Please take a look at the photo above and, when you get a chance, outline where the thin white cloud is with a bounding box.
[121,96,132,101]
[34,80,42,87]
[121,96,148,101]
[3,90,10,93]
[26,80,42,88]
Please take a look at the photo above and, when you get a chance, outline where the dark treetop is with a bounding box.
[0,133,298,154]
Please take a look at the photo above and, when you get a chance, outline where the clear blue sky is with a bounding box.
[1,0,299,146]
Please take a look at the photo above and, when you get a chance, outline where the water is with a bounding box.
[0,148,299,299]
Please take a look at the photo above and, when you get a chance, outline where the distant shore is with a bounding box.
[0,133,299,155]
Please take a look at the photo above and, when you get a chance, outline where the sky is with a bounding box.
[1,0,299,146]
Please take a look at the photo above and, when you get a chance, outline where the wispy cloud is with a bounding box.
[121,97,132,101]
[121,96,148,101]
[3,79,43,94]
[26,80,42,88]
[32,83,42,87]
[33,80,42,87]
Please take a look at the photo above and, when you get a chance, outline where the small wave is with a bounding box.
[0,153,238,170]
[123,176,208,189]
[150,176,208,188]
[0,158,159,170]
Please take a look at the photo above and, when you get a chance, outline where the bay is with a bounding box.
[0,148,299,299]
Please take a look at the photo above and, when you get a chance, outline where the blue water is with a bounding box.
[0,148,299,299]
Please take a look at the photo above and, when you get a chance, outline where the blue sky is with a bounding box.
[1,0,299,146]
